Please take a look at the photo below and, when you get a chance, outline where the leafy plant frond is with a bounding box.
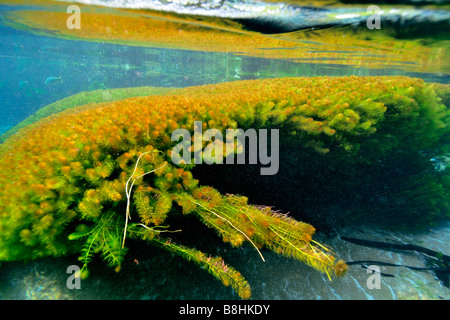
[187,189,340,279]
[72,211,125,277]
[134,190,154,225]
[153,237,252,300]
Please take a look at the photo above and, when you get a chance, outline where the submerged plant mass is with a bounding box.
[0,76,448,299]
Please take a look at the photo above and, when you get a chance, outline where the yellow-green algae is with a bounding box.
[0,76,448,299]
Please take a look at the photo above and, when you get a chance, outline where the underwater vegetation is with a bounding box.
[195,79,450,229]
[0,76,448,299]
[0,86,177,143]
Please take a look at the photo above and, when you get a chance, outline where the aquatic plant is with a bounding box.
[192,78,450,228]
[0,76,448,298]
[0,86,178,143]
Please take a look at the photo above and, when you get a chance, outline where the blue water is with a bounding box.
[1,18,448,135]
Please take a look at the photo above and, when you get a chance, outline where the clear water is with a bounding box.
[2,20,447,136]
[0,0,448,301]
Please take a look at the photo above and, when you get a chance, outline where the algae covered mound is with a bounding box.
[0,76,448,299]
[0,86,178,143]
